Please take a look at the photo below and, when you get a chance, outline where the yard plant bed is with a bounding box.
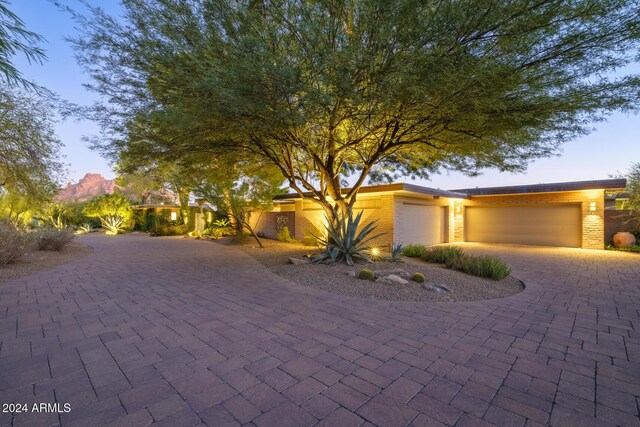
[232,239,524,302]
[0,242,93,284]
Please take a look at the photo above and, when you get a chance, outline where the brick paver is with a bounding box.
[1,235,639,426]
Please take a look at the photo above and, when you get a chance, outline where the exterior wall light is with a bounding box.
[171,211,178,221]
[589,202,596,211]
[455,205,461,214]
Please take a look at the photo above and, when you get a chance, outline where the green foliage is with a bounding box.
[83,193,132,235]
[606,244,640,253]
[76,223,93,234]
[358,269,375,281]
[0,88,63,203]
[445,255,511,281]
[34,228,74,251]
[389,243,404,262]
[410,272,426,283]
[71,0,640,231]
[421,246,465,264]
[203,218,234,238]
[276,226,297,243]
[623,162,640,223]
[312,211,384,266]
[402,244,428,258]
[0,220,33,265]
[0,1,46,91]
[150,224,188,237]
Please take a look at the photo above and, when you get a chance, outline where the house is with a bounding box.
[251,179,628,250]
[132,202,216,232]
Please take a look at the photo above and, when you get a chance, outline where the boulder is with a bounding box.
[374,269,410,279]
[613,232,636,248]
[376,274,409,286]
[288,257,310,265]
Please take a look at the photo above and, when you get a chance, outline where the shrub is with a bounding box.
[35,228,74,251]
[312,210,383,266]
[410,272,426,283]
[203,218,234,238]
[358,269,375,280]
[276,226,297,243]
[421,246,465,264]
[606,244,640,253]
[446,255,511,280]
[402,244,427,258]
[150,224,188,236]
[0,221,33,265]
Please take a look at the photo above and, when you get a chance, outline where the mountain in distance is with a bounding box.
[55,173,118,203]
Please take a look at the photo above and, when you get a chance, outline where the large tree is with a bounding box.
[71,0,640,223]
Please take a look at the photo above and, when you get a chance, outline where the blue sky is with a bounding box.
[10,0,640,189]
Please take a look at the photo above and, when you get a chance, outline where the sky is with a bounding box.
[9,0,640,190]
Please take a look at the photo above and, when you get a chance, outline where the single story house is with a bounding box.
[251,179,629,250]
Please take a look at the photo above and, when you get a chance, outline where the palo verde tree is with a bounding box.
[71,0,640,225]
[194,156,286,248]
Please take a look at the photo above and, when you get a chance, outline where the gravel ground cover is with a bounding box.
[226,238,524,302]
[0,242,93,284]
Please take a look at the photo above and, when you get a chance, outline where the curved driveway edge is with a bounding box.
[0,235,639,426]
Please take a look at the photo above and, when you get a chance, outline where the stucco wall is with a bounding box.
[453,190,605,249]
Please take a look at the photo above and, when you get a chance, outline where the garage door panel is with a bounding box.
[466,205,581,247]
[399,204,444,246]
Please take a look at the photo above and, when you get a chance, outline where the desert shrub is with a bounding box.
[276,226,297,243]
[312,211,383,266]
[150,224,188,236]
[358,269,375,280]
[35,228,74,251]
[606,244,640,253]
[421,246,465,264]
[402,244,427,258]
[411,272,426,283]
[0,221,34,265]
[446,255,511,280]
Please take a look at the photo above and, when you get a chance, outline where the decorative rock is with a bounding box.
[373,269,410,279]
[345,271,356,277]
[613,232,636,248]
[288,257,310,265]
[424,284,452,293]
[376,274,409,286]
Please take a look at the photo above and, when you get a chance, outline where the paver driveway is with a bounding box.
[1,235,639,427]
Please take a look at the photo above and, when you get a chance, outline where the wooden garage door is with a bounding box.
[465,205,581,247]
[398,204,445,246]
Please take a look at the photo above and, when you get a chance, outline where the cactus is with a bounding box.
[358,269,376,281]
[411,272,426,283]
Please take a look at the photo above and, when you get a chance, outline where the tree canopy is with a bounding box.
[0,87,64,201]
[71,0,640,220]
[0,0,46,91]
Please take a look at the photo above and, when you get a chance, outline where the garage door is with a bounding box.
[465,205,581,247]
[398,204,445,246]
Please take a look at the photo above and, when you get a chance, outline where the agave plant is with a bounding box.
[389,242,404,262]
[312,210,384,266]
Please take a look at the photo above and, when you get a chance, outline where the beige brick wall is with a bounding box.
[451,190,605,249]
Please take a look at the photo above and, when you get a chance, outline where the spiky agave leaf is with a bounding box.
[311,210,384,266]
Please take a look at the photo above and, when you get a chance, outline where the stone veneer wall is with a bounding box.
[451,190,605,250]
